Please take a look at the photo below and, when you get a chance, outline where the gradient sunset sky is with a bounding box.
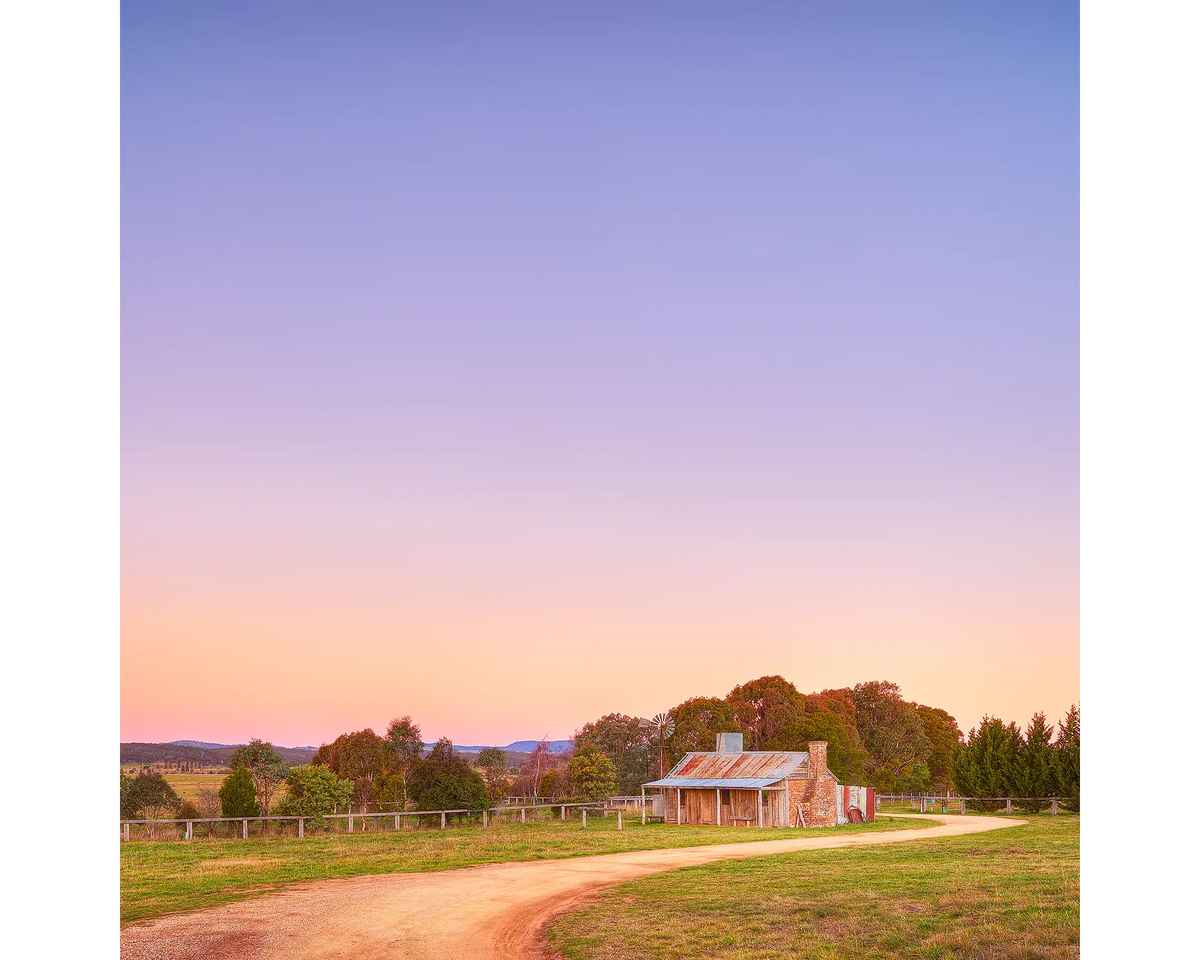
[121,1,1078,747]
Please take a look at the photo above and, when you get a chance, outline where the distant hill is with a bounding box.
[121,737,570,770]
[121,742,317,767]
[169,739,319,751]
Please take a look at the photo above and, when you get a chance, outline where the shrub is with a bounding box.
[568,746,617,801]
[121,771,181,820]
[219,769,260,818]
[275,765,353,820]
[177,800,202,820]
[409,740,490,811]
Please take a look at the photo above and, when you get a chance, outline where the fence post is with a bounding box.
[482,809,488,827]
[561,804,566,821]
[348,813,354,833]
[1005,798,1012,814]
[441,812,446,830]
[298,818,304,838]
[603,807,608,818]
[582,809,587,829]
[521,808,526,824]
[242,819,248,840]
[961,799,967,815]
[1051,799,1058,816]
[618,810,623,831]
[123,822,129,842]
[395,814,400,830]
[186,821,193,840]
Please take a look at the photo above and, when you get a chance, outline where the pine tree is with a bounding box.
[1054,704,1080,812]
[1014,712,1056,812]
[950,717,1022,810]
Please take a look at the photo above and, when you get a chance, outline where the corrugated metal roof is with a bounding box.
[643,776,786,788]
[671,750,811,781]
[643,751,811,788]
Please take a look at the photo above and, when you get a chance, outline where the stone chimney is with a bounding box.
[808,741,828,779]
[716,732,744,753]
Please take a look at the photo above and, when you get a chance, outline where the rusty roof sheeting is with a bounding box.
[662,751,811,784]
[643,776,786,788]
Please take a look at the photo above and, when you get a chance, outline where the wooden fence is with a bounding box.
[120,800,615,842]
[875,794,1073,815]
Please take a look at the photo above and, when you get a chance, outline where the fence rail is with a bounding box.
[876,794,1074,815]
[119,801,613,842]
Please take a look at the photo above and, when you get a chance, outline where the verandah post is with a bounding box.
[758,789,763,827]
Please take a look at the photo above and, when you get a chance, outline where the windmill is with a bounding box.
[639,712,676,779]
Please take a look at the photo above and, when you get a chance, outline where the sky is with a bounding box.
[121,1,1079,748]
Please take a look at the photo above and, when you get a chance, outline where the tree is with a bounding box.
[852,681,933,791]
[665,696,740,770]
[1013,712,1057,812]
[219,768,260,818]
[514,739,565,798]
[475,747,510,800]
[386,716,424,806]
[196,786,222,820]
[408,739,490,812]
[916,705,963,794]
[772,709,869,784]
[573,714,657,795]
[275,765,353,821]
[568,746,618,801]
[540,768,567,798]
[229,739,289,816]
[121,771,181,820]
[951,717,1023,810]
[334,729,388,807]
[726,676,806,750]
[1054,704,1080,812]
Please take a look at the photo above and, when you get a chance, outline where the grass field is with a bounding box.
[547,814,1079,960]
[159,773,225,803]
[121,815,923,925]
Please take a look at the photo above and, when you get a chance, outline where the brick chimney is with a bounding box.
[808,741,828,779]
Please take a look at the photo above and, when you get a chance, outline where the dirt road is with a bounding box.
[121,814,1023,960]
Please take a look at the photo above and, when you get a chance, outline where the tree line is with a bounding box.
[120,717,619,824]
[119,679,1080,823]
[951,706,1080,812]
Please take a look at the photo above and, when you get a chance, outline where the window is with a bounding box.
[721,789,731,804]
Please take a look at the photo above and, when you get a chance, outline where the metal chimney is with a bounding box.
[716,732,744,753]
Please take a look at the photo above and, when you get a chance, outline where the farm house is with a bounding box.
[643,733,874,828]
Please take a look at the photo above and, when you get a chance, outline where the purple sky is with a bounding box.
[122,1,1079,747]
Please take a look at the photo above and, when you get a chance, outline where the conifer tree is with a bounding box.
[1014,712,1056,812]
[1054,704,1080,812]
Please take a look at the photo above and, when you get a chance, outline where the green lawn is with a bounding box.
[547,814,1079,960]
[121,814,922,925]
